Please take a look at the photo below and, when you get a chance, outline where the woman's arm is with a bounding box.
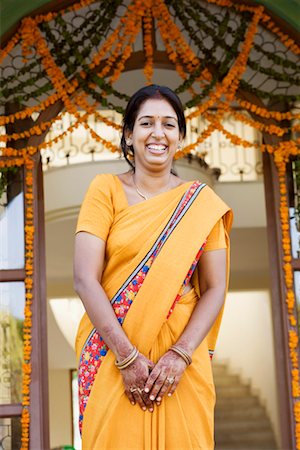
[74,232,154,410]
[176,248,227,353]
[144,248,227,402]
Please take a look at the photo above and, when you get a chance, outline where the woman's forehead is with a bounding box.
[137,98,177,119]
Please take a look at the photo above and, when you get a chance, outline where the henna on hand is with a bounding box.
[144,350,187,402]
[121,353,155,412]
[99,325,156,411]
[101,324,134,360]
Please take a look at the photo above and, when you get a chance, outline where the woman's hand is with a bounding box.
[144,350,188,404]
[121,353,155,411]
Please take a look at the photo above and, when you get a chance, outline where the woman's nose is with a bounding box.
[151,121,164,139]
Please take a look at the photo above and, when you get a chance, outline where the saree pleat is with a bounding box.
[76,181,232,450]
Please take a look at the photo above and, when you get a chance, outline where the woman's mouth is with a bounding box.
[146,144,168,155]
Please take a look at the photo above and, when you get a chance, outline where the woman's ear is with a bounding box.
[125,129,133,147]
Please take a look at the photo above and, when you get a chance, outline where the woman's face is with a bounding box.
[127,98,182,171]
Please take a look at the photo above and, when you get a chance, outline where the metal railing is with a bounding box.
[41,110,263,182]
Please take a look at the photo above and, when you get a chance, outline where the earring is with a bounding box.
[126,140,132,146]
[178,143,182,149]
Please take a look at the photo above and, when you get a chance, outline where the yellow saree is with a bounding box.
[75,174,232,450]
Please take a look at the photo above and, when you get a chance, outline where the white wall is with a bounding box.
[214,290,280,445]
[44,161,267,230]
[44,158,213,219]
[214,181,266,228]
[49,369,73,449]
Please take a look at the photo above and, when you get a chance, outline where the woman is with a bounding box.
[74,85,232,449]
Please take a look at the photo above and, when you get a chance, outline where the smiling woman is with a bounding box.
[118,87,187,204]
[73,85,233,450]
[119,97,185,202]
[130,99,180,167]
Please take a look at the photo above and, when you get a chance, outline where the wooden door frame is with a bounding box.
[29,153,50,450]
[263,152,295,450]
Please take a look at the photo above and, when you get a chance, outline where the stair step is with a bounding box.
[216,444,278,450]
[215,429,276,445]
[213,374,241,386]
[212,364,230,376]
[215,417,272,432]
[216,385,251,396]
[215,396,260,408]
[213,362,277,449]
[215,406,267,420]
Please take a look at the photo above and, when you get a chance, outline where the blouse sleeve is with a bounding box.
[75,174,114,242]
[204,218,227,252]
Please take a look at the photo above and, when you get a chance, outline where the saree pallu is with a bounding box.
[76,179,232,450]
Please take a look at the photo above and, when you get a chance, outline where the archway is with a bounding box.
[0,1,299,448]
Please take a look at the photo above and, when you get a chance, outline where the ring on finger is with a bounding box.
[137,387,144,395]
[166,377,175,384]
[130,387,138,393]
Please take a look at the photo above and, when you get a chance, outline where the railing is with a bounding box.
[41,110,263,182]
[0,110,263,182]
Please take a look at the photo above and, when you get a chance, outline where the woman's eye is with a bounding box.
[141,121,152,126]
[165,123,175,128]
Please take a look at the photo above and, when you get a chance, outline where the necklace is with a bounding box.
[132,173,172,201]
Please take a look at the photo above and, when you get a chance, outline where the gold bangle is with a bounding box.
[170,345,192,366]
[117,352,139,369]
[175,346,192,365]
[115,347,139,369]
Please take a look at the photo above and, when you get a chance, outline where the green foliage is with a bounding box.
[0,167,18,202]
[1,0,299,112]
[0,311,23,403]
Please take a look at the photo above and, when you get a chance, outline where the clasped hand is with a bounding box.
[121,351,188,412]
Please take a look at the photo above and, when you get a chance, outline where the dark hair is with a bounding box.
[121,85,186,169]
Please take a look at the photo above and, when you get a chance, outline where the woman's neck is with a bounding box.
[133,169,173,194]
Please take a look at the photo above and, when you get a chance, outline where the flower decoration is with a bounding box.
[0,0,300,447]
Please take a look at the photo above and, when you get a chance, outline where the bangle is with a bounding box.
[115,346,139,370]
[169,345,192,366]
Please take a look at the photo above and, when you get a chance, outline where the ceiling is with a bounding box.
[1,0,300,39]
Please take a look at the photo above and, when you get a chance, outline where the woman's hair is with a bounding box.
[120,85,186,169]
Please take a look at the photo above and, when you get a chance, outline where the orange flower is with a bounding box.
[0,32,20,65]
[143,7,154,84]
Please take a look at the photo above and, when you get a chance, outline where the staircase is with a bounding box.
[213,362,278,450]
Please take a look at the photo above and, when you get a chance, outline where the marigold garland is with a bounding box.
[261,13,300,55]
[153,0,199,73]
[0,32,20,64]
[236,98,300,122]
[89,0,143,73]
[23,156,35,449]
[0,157,34,450]
[153,3,199,98]
[107,8,143,84]
[94,112,122,131]
[0,112,68,142]
[86,124,120,152]
[229,108,289,137]
[1,0,299,156]
[273,149,300,449]
[143,9,154,84]
[0,92,61,126]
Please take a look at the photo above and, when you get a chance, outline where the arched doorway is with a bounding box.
[0,1,299,448]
